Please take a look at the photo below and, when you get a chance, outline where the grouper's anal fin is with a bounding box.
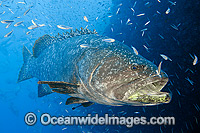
[38,84,53,97]
[38,81,79,94]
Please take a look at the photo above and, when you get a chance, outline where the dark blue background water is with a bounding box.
[0,0,199,132]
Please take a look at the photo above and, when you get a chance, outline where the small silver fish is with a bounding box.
[145,21,150,26]
[116,33,122,35]
[8,8,14,14]
[193,54,198,65]
[131,8,135,12]
[26,31,31,35]
[84,16,88,22]
[157,61,162,75]
[142,31,145,36]
[116,8,120,14]
[62,127,67,131]
[169,1,176,6]
[14,21,23,27]
[134,111,140,114]
[133,1,137,8]
[131,46,139,55]
[165,8,170,14]
[18,2,25,4]
[1,20,14,24]
[160,54,172,61]
[28,24,45,30]
[158,34,164,39]
[0,11,5,15]
[170,24,178,30]
[102,38,115,43]
[38,24,45,27]
[57,25,73,30]
[157,11,161,14]
[24,9,30,16]
[141,28,148,31]
[48,24,52,27]
[80,44,89,48]
[185,77,194,85]
[28,25,38,30]
[126,18,131,24]
[111,27,113,32]
[145,2,149,5]
[143,45,149,52]
[157,0,161,3]
[137,13,145,17]
[118,3,122,6]
[5,23,12,28]
[4,30,13,37]
[31,20,38,26]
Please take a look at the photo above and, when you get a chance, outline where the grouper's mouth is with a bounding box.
[113,71,172,106]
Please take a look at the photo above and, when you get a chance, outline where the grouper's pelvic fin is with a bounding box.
[72,102,94,110]
[66,97,94,109]
[18,46,32,82]
[66,97,89,105]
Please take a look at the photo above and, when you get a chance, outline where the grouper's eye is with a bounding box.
[131,64,147,71]
[131,65,139,71]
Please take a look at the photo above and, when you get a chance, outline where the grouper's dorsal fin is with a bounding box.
[33,34,55,57]
[32,28,97,57]
[55,27,97,40]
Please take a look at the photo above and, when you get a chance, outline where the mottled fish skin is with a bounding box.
[18,32,171,106]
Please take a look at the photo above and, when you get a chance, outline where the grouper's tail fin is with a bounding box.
[18,46,33,82]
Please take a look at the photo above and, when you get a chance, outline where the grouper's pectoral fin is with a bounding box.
[66,97,94,110]
[65,97,89,105]
[38,81,79,94]
[38,81,94,109]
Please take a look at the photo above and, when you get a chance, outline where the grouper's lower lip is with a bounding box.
[124,72,170,105]
[118,71,169,103]
[112,71,169,104]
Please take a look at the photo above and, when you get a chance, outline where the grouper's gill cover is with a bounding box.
[18,28,171,107]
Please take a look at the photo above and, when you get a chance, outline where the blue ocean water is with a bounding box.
[0,0,199,132]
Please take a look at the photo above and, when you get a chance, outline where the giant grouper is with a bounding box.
[18,28,171,109]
